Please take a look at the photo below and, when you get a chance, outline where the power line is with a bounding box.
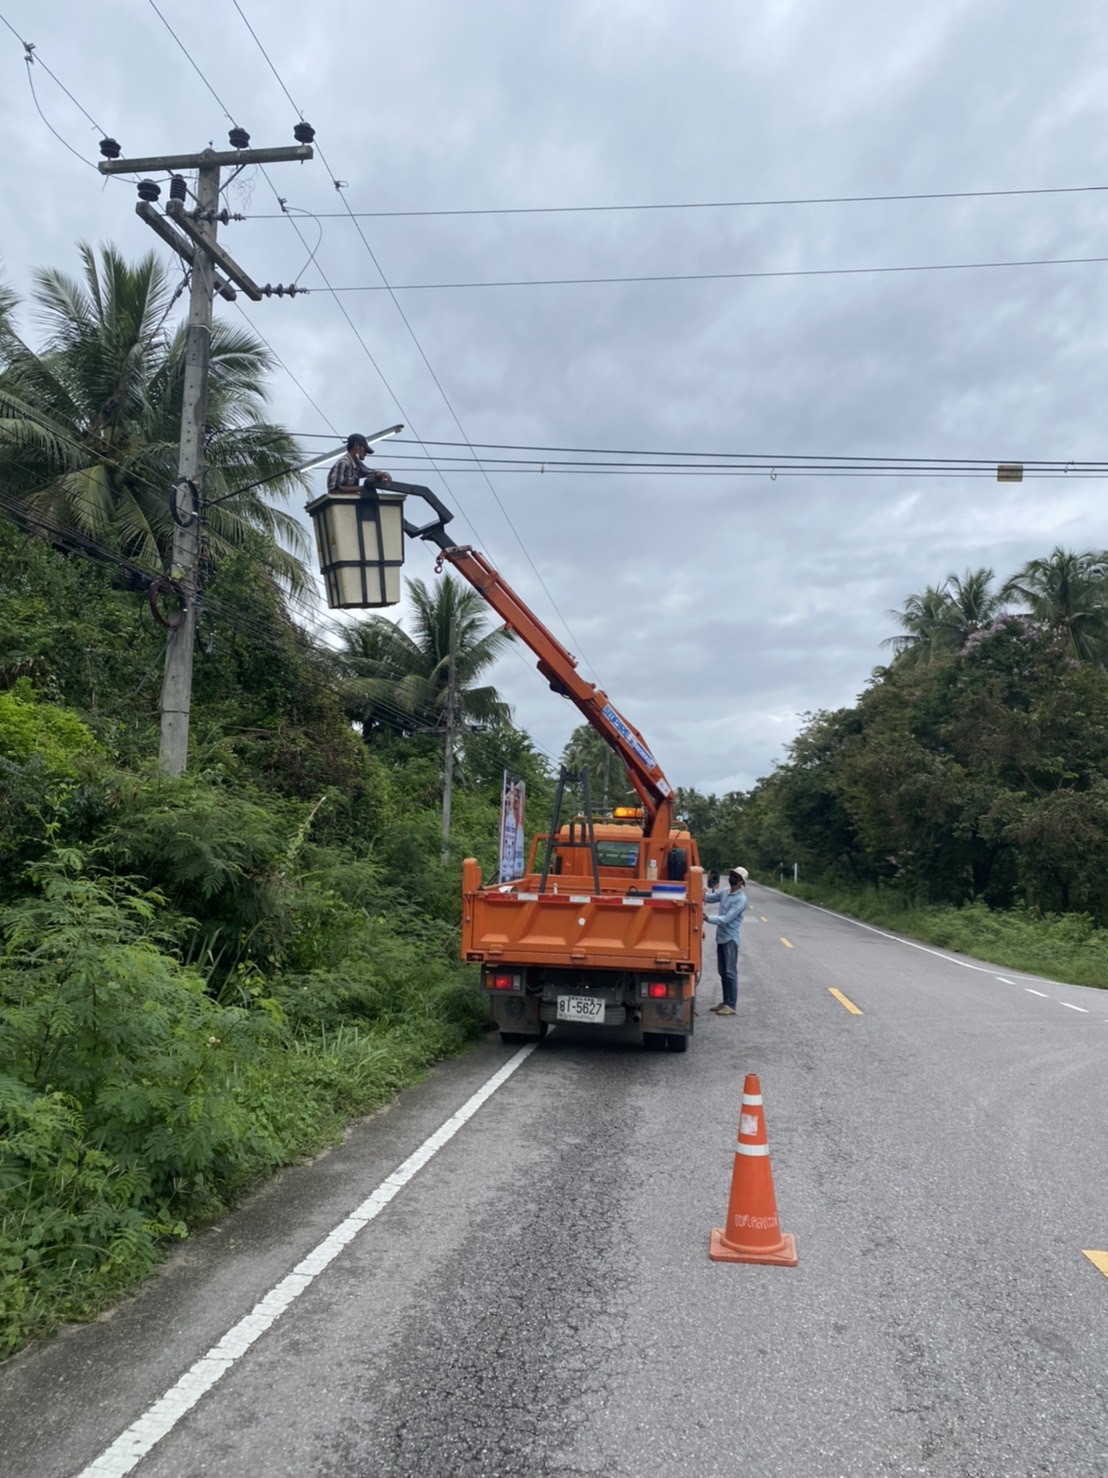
[0,10,107,135]
[226,3,601,686]
[283,435,1108,475]
[144,0,492,551]
[231,300,339,436]
[276,463,1108,480]
[0,12,108,171]
[144,0,236,125]
[321,253,1108,294]
[241,182,1108,220]
[0,36,555,753]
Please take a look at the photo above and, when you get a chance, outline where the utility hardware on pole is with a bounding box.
[98,130,314,774]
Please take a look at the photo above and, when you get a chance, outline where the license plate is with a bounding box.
[557,994,605,1023]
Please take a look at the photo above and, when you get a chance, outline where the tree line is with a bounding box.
[715,551,1108,921]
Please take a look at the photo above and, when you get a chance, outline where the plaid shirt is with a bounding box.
[327,451,373,491]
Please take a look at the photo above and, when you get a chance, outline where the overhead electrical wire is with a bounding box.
[0,479,444,739]
[155,24,498,572]
[0,36,549,742]
[224,1,602,688]
[15,19,1105,734]
[380,437,1107,467]
[0,10,112,171]
[319,252,1108,294]
[141,0,487,538]
[281,435,1108,478]
[242,181,1108,220]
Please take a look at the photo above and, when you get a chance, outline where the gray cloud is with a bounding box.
[3,0,1108,796]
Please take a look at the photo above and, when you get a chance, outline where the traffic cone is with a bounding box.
[709,1072,798,1266]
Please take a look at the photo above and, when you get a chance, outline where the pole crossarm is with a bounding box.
[99,145,313,175]
[135,202,237,301]
[166,200,264,301]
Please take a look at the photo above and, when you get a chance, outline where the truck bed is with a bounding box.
[461,860,703,974]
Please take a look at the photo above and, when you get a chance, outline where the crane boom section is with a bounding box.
[441,545,674,837]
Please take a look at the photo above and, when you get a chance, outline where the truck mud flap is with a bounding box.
[490,993,543,1034]
[641,998,693,1035]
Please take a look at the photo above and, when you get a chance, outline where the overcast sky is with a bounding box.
[3,1,1108,796]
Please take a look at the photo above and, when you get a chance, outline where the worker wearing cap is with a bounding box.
[328,433,393,492]
[703,866,748,1015]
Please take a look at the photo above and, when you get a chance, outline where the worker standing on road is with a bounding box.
[328,433,393,491]
[704,866,748,1016]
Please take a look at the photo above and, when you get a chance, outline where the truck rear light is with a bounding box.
[490,972,520,991]
[647,981,669,999]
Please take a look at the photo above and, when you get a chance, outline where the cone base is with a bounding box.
[709,1227,798,1267]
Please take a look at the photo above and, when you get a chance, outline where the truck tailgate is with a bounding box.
[462,887,700,971]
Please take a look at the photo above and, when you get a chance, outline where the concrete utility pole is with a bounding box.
[441,615,458,864]
[98,133,313,774]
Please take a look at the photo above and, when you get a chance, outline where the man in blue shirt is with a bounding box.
[703,866,748,1016]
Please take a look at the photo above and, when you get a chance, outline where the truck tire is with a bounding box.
[642,1032,667,1051]
[665,1033,689,1053]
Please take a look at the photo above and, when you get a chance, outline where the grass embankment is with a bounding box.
[769,882,1108,989]
[0,863,488,1359]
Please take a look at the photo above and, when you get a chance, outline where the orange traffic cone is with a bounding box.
[709,1072,798,1266]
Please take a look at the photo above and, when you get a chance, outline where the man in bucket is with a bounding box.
[328,433,393,491]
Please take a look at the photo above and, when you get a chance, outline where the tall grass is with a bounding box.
[774,881,1108,988]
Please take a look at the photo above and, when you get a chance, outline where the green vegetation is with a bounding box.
[0,245,556,1356]
[0,511,538,1355]
[767,880,1108,988]
[0,519,543,1355]
[0,243,310,589]
[683,553,1108,988]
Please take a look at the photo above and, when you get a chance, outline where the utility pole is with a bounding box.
[441,615,458,864]
[98,130,314,774]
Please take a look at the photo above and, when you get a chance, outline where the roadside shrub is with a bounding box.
[0,682,102,774]
[0,854,280,1203]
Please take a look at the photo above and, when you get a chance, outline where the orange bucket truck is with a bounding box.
[402,485,704,1054]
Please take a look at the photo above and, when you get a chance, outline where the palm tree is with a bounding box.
[1000,547,1108,665]
[0,243,310,591]
[561,724,635,810]
[884,568,1001,665]
[0,273,15,337]
[338,573,514,738]
[883,584,958,665]
[946,567,1002,636]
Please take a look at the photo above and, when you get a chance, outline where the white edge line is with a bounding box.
[76,1043,539,1478]
[783,893,1100,998]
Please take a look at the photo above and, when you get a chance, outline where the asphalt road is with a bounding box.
[2,883,1106,1478]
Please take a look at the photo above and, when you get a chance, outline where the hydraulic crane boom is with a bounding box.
[393,480,675,840]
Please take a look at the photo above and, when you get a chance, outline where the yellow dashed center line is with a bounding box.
[829,987,863,1015]
[779,937,793,948]
[1084,1250,1108,1278]
[760,915,768,922]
